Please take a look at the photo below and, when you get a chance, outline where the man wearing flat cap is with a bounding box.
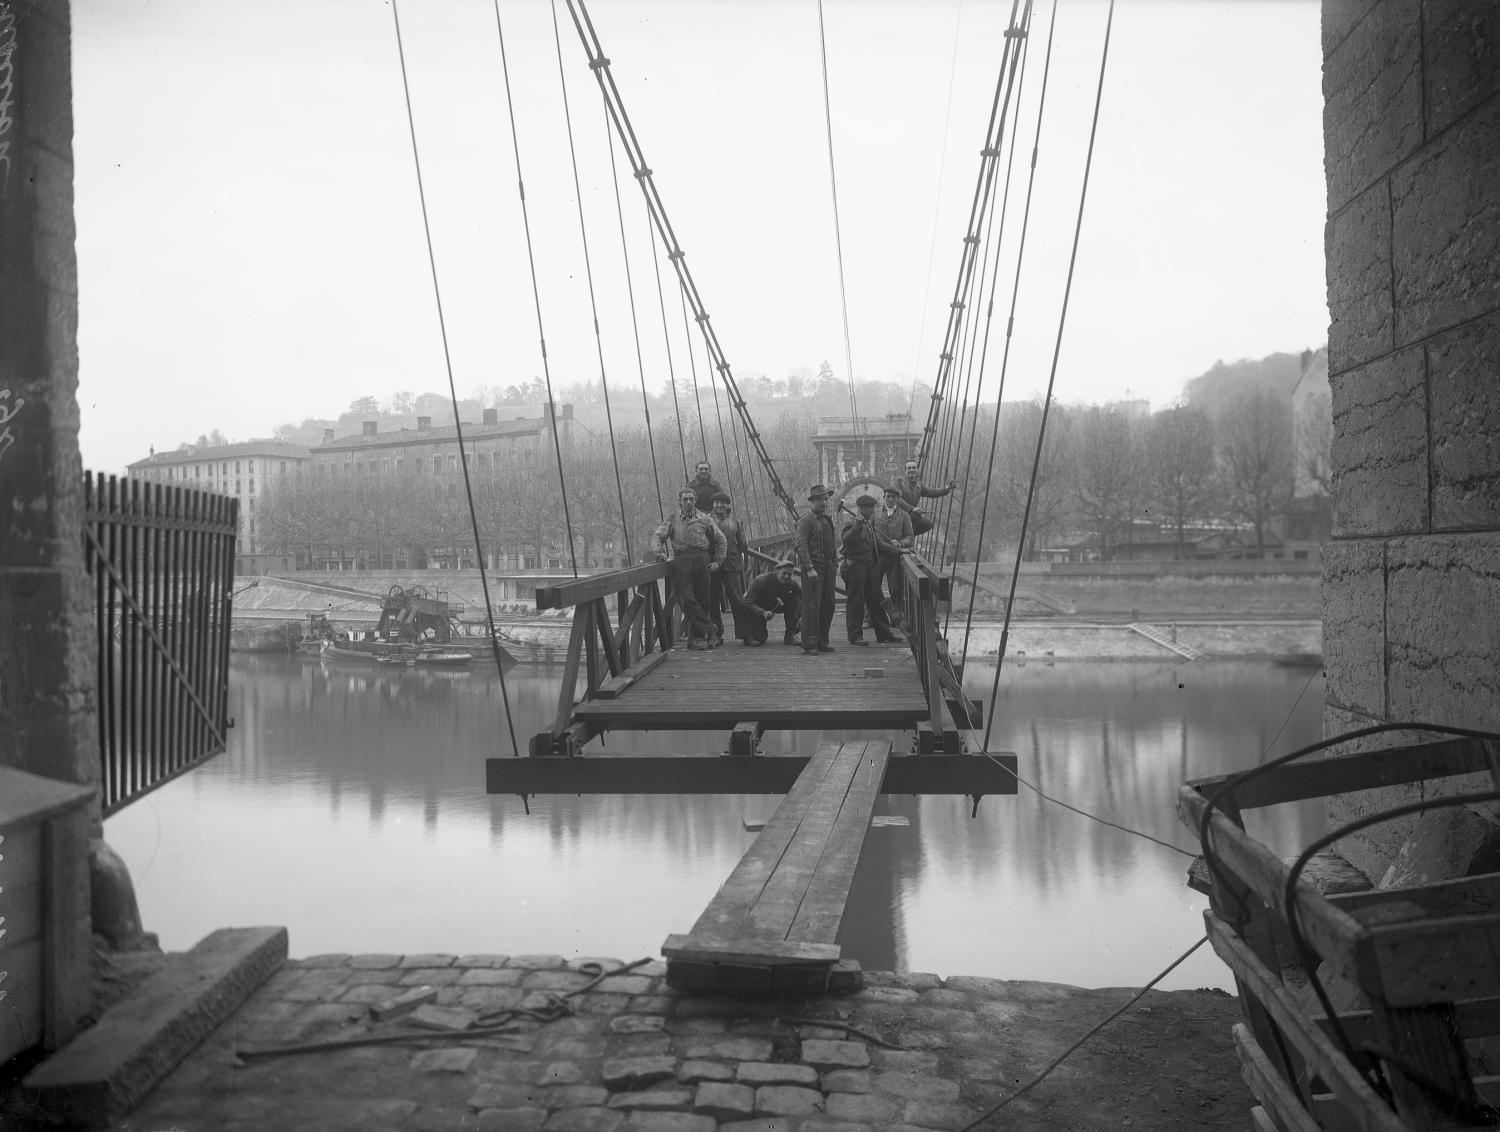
[840,494,901,645]
[793,483,838,654]
[741,560,801,647]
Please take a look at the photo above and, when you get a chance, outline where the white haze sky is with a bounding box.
[71,0,1329,475]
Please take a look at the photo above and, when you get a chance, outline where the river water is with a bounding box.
[105,652,1325,991]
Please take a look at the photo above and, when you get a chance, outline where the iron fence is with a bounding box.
[83,472,238,815]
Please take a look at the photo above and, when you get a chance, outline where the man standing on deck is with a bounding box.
[741,560,801,647]
[841,495,902,646]
[894,459,957,537]
[794,483,838,655]
[652,487,726,651]
[708,492,749,645]
[688,461,725,514]
[873,484,915,612]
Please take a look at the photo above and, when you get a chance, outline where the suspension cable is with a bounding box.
[645,203,691,486]
[815,0,862,448]
[549,0,632,563]
[942,1,1036,631]
[678,285,709,466]
[984,0,1116,754]
[563,0,801,523]
[961,1,1052,664]
[388,0,520,760]
[490,0,579,577]
[703,336,746,530]
[603,102,665,525]
[915,0,1024,473]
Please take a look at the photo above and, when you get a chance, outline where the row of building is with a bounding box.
[127,406,574,572]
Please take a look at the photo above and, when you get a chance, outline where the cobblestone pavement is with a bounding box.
[115,953,1251,1131]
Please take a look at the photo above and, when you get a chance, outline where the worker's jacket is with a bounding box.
[793,511,837,570]
[651,509,727,563]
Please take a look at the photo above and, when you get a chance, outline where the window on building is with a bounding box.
[415,458,424,473]
[356,462,364,475]
[236,479,241,493]
[447,455,457,474]
[397,458,405,473]
[249,499,255,512]
[280,461,287,473]
[236,461,242,473]
[249,479,255,494]
[1293,550,1308,560]
[343,462,351,475]
[196,465,202,477]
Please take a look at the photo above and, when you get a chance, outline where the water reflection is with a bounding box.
[106,653,1323,989]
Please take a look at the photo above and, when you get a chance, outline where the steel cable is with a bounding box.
[388,0,520,760]
[490,0,580,578]
[984,0,1116,754]
[549,0,633,563]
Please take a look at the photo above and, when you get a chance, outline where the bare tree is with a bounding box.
[1219,388,1294,557]
[1147,406,1216,559]
[1074,407,1139,561]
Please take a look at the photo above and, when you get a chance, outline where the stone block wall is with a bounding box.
[1322,0,1500,877]
[0,0,99,817]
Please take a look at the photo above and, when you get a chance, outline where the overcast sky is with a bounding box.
[71,0,1329,474]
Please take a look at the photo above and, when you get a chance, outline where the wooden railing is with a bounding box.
[84,473,238,814]
[530,544,977,756]
[530,562,673,755]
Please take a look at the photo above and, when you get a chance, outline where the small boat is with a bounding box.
[374,647,473,668]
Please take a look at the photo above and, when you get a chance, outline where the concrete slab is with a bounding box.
[22,926,288,1129]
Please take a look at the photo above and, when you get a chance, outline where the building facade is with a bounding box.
[812,414,921,490]
[128,441,311,571]
[307,405,573,476]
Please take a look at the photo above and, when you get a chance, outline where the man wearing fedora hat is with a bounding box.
[793,483,838,654]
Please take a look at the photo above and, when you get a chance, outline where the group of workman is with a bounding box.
[651,459,955,655]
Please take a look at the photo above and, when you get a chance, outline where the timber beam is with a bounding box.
[488,752,1018,796]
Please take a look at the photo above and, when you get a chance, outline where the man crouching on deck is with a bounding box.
[653,487,727,651]
[740,559,801,647]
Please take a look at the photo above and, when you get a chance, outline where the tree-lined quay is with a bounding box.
[236,350,1328,575]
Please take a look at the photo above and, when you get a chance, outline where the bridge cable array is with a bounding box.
[388,0,521,760]
[548,0,635,565]
[982,0,1116,756]
[564,0,801,528]
[815,0,863,450]
[491,0,581,578]
[603,103,667,524]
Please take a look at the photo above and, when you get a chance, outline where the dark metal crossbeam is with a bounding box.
[487,753,1018,796]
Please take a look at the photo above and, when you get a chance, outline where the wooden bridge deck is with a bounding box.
[571,640,928,731]
[663,739,892,993]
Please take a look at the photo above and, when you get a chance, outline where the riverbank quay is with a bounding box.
[10,941,1251,1131]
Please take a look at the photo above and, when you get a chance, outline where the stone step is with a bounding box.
[22,926,287,1130]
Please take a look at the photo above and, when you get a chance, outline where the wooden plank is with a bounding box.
[1205,914,1412,1132]
[787,741,892,943]
[1178,785,1371,993]
[1364,911,1500,1007]
[595,650,670,700]
[486,753,1018,796]
[535,562,669,610]
[1232,1023,1324,1132]
[42,805,91,1049]
[1317,997,1500,1048]
[1330,873,1500,921]
[743,742,870,940]
[1187,737,1496,812]
[551,607,591,735]
[688,742,846,940]
[660,935,840,965]
[1365,997,1480,1127]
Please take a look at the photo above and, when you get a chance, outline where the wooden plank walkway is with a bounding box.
[572,642,926,732]
[663,739,893,994]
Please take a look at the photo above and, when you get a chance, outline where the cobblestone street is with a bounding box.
[106,952,1251,1131]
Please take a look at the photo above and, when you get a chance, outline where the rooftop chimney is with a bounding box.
[483,408,498,425]
[323,428,335,443]
[417,416,431,431]
[363,420,378,436]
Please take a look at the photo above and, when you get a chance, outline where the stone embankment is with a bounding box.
[73,949,1250,1131]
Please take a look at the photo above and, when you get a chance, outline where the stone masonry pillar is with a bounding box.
[1321,0,1500,876]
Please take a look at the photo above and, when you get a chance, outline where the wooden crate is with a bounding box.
[1180,736,1500,1131]
[0,767,95,1063]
